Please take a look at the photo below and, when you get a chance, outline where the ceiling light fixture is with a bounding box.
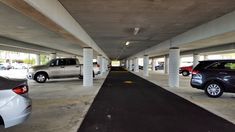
[133,27,140,35]
[125,41,130,46]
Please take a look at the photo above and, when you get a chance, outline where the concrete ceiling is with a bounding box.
[59,0,235,60]
[0,2,82,56]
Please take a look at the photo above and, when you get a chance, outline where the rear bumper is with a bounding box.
[1,96,32,128]
[190,76,204,90]
[4,109,31,128]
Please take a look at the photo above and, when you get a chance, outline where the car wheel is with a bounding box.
[35,73,47,83]
[205,81,224,98]
[79,75,83,80]
[182,71,190,76]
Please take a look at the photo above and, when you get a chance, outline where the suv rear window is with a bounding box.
[194,61,215,70]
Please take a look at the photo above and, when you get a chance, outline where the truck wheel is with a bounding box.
[182,70,190,76]
[79,73,94,79]
[35,73,47,83]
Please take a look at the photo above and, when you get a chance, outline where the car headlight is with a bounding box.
[28,68,35,73]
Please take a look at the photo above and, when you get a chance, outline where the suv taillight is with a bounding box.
[13,85,28,95]
[192,70,199,75]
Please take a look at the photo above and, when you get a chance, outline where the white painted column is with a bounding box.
[143,55,149,76]
[105,59,108,71]
[50,53,57,60]
[83,48,93,87]
[102,57,106,74]
[35,54,40,65]
[193,53,200,68]
[126,60,129,69]
[169,47,180,88]
[129,59,133,71]
[152,58,156,71]
[134,57,139,72]
[164,55,169,74]
[97,55,102,72]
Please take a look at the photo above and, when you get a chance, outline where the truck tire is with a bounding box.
[78,72,95,80]
[35,72,47,83]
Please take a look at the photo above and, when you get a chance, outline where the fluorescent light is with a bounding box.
[134,27,140,35]
[125,41,130,46]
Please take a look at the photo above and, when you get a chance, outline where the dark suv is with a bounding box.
[191,60,235,98]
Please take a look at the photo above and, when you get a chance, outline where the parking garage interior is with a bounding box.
[1,0,235,132]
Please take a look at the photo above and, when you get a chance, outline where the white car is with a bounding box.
[0,76,32,128]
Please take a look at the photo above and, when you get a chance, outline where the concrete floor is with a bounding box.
[1,69,235,131]
[0,72,109,132]
[133,70,235,125]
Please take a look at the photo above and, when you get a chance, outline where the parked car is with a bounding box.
[155,62,164,70]
[11,63,25,69]
[0,63,12,70]
[179,65,193,76]
[93,62,101,73]
[0,76,32,128]
[27,58,100,83]
[191,60,235,98]
[0,64,6,70]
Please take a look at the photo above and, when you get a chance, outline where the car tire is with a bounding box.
[79,72,95,79]
[79,75,83,80]
[182,70,190,76]
[204,81,224,98]
[35,73,47,83]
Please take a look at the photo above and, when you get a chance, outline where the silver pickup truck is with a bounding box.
[27,58,100,83]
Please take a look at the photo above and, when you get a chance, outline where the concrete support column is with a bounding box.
[134,57,139,72]
[152,58,156,71]
[50,53,56,60]
[83,48,93,87]
[97,55,102,72]
[126,60,129,69]
[129,59,133,71]
[102,57,106,74]
[193,53,200,68]
[143,55,149,76]
[105,59,108,71]
[35,54,40,65]
[169,47,180,88]
[164,55,169,74]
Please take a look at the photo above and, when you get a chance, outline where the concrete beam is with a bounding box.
[181,43,235,56]
[1,0,108,59]
[131,10,235,58]
[0,36,75,56]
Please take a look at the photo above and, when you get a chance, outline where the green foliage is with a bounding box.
[23,59,35,64]
[40,55,49,65]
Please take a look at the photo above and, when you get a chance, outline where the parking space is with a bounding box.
[133,70,235,124]
[0,72,108,132]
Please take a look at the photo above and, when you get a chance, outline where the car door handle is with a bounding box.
[219,72,228,75]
